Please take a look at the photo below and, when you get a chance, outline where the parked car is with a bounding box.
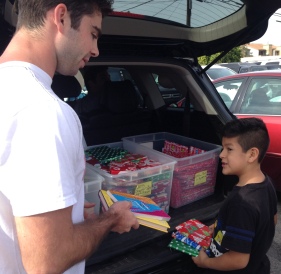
[213,71,281,192]
[238,64,269,73]
[237,64,281,73]
[177,71,281,192]
[1,0,280,273]
[260,60,281,66]
[220,62,281,74]
[265,64,281,70]
[219,62,259,73]
[203,65,237,80]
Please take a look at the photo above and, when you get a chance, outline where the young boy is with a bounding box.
[192,117,277,274]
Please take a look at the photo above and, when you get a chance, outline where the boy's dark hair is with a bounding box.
[222,118,269,163]
[15,0,113,30]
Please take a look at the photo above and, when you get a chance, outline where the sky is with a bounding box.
[253,9,281,46]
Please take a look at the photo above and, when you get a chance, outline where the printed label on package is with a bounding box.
[135,181,152,196]
[194,170,207,186]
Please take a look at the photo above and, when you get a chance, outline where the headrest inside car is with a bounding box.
[158,75,174,88]
[103,80,139,114]
[52,74,82,100]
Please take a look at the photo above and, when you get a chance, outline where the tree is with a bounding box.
[198,46,242,65]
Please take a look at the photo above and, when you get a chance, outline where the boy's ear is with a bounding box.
[248,147,259,163]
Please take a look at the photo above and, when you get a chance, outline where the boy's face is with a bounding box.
[220,136,249,176]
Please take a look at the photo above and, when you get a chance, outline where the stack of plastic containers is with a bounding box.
[85,141,176,213]
[122,132,221,208]
[84,163,104,215]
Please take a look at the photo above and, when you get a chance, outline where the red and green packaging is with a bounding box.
[175,219,212,249]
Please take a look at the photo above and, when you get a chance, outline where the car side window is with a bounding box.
[239,67,249,73]
[240,78,281,115]
[214,79,242,108]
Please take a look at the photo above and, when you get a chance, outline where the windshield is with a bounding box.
[112,0,244,27]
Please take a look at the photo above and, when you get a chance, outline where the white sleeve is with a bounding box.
[1,100,85,216]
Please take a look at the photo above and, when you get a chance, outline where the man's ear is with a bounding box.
[53,4,68,31]
[248,147,259,163]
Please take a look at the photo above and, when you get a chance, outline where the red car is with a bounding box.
[213,71,281,191]
[173,70,281,191]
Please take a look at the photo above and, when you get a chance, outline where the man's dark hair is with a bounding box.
[15,0,113,30]
[222,118,269,163]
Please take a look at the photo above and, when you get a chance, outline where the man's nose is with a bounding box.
[91,42,99,58]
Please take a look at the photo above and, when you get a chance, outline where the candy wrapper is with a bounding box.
[170,155,218,208]
[162,140,205,158]
[107,155,161,175]
[172,231,201,251]
[168,239,199,257]
[136,158,162,170]
[85,146,128,164]
[122,154,147,163]
[87,146,163,175]
[175,219,212,249]
[109,160,137,175]
[169,219,213,257]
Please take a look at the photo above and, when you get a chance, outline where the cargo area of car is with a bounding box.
[76,60,234,273]
[72,59,228,146]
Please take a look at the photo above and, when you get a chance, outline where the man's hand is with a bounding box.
[107,201,139,233]
[192,249,209,268]
[84,201,96,220]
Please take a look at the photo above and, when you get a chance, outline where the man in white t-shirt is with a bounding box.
[0,1,139,273]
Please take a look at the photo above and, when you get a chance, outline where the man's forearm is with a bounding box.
[17,202,138,274]
[59,211,118,272]
[19,210,117,273]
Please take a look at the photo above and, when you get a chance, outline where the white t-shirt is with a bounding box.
[0,62,86,274]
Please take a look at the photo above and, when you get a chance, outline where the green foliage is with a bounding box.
[198,46,242,65]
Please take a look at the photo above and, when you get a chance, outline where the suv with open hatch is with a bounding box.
[1,0,280,273]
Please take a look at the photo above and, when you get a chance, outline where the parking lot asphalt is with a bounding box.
[268,191,281,274]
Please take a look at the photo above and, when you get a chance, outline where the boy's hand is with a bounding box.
[192,249,209,268]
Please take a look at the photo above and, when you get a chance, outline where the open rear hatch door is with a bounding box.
[98,0,281,59]
[2,0,281,59]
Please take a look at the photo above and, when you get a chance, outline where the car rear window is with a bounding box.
[112,0,244,27]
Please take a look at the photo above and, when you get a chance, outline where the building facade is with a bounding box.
[241,43,281,63]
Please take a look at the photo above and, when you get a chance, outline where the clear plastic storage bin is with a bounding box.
[84,164,104,215]
[85,141,176,213]
[122,132,221,208]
